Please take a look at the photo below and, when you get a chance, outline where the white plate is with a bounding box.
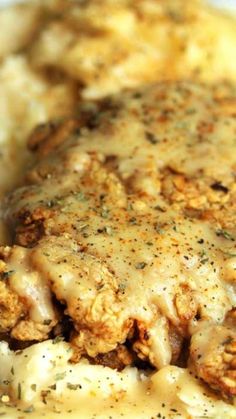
[208,0,236,10]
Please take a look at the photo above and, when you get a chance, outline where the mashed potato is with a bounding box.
[30,0,236,98]
[0,340,235,418]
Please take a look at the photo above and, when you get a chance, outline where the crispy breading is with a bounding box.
[11,319,55,342]
[190,325,236,397]
[1,81,236,398]
[0,0,236,199]
[0,245,58,341]
[0,281,25,333]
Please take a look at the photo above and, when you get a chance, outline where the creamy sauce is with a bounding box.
[1,81,235,416]
[0,2,236,418]
[0,340,235,419]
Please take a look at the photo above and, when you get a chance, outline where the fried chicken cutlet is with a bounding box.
[0,81,235,398]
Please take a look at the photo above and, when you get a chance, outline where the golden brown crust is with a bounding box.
[0,281,25,333]
[190,325,236,397]
[1,81,236,398]
[11,319,55,342]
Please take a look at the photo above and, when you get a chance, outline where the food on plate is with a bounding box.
[30,0,236,98]
[1,0,236,198]
[0,0,235,418]
[0,81,235,417]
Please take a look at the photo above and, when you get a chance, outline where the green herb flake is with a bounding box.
[55,372,66,381]
[145,131,159,144]
[221,250,236,258]
[199,250,209,264]
[186,108,196,115]
[74,191,87,202]
[43,319,52,326]
[23,405,35,413]
[52,335,64,344]
[130,217,139,226]
[31,384,37,392]
[222,336,233,345]
[43,252,50,257]
[79,224,89,233]
[200,257,209,264]
[154,205,166,213]
[166,8,184,23]
[0,270,15,281]
[48,384,57,390]
[67,383,81,390]
[17,383,22,400]
[2,380,10,386]
[175,121,188,129]
[101,208,109,219]
[55,197,64,206]
[154,223,163,234]
[118,282,126,293]
[135,262,147,270]
[216,229,235,241]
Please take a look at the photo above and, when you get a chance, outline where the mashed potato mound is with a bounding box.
[30,0,236,98]
[0,340,235,418]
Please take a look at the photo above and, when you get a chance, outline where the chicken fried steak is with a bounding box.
[1,81,236,398]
